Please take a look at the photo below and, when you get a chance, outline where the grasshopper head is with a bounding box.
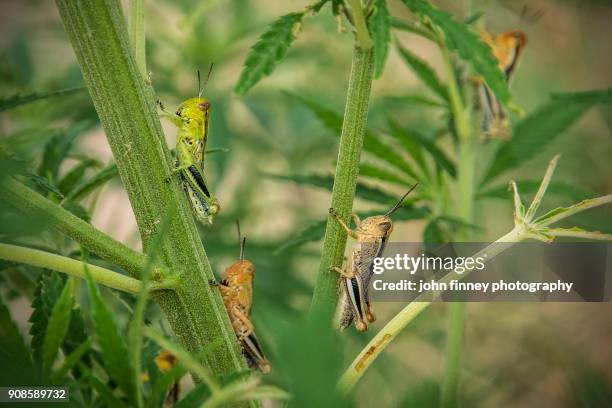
[175,97,211,135]
[498,29,527,48]
[493,30,527,67]
[357,215,394,239]
[225,260,256,283]
[356,183,418,239]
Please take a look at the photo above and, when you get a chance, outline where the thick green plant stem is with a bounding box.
[128,0,146,77]
[0,243,167,294]
[310,44,375,322]
[441,46,473,408]
[441,300,465,408]
[1,178,148,278]
[54,0,248,381]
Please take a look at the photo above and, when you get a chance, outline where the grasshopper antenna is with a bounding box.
[198,63,214,98]
[385,183,419,216]
[236,220,246,261]
[197,69,201,98]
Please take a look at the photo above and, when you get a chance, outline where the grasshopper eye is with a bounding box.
[379,222,392,232]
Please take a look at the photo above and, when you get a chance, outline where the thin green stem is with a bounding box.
[525,155,559,222]
[0,243,157,294]
[391,18,440,44]
[440,43,474,408]
[309,45,375,323]
[535,194,612,227]
[441,301,465,408]
[128,0,146,78]
[1,178,150,278]
[347,0,373,50]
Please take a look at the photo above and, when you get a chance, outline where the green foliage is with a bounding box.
[57,158,97,195]
[266,173,402,205]
[359,162,412,186]
[235,12,304,95]
[0,293,34,385]
[371,0,391,78]
[42,277,74,375]
[482,89,612,185]
[0,87,85,112]
[288,93,422,181]
[1,1,611,407]
[479,180,595,202]
[64,162,119,202]
[29,272,64,366]
[276,206,429,253]
[396,43,448,102]
[85,264,139,406]
[399,0,510,106]
[38,121,92,181]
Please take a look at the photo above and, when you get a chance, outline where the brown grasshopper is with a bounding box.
[477,29,527,139]
[329,184,418,332]
[214,221,271,374]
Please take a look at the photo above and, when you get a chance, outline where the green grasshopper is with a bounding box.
[158,66,220,225]
[329,184,418,332]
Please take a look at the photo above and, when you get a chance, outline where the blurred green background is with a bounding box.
[1,0,611,406]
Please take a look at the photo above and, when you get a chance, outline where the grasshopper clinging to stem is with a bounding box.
[477,29,527,139]
[158,65,220,225]
[212,221,271,374]
[330,184,418,332]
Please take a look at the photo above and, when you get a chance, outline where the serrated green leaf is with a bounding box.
[64,162,119,202]
[276,207,429,253]
[287,93,421,180]
[359,163,412,186]
[0,87,85,112]
[26,174,64,198]
[478,180,595,202]
[388,123,456,178]
[54,338,91,381]
[79,362,129,408]
[235,12,304,95]
[42,278,74,375]
[275,219,327,254]
[464,11,485,25]
[423,218,447,243]
[384,94,447,108]
[551,88,612,104]
[371,0,391,78]
[0,292,34,375]
[481,89,612,185]
[62,307,89,357]
[391,17,439,42]
[85,264,138,405]
[265,173,401,205]
[29,272,64,366]
[399,0,511,106]
[386,120,428,175]
[58,159,96,195]
[396,43,448,102]
[38,121,93,181]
